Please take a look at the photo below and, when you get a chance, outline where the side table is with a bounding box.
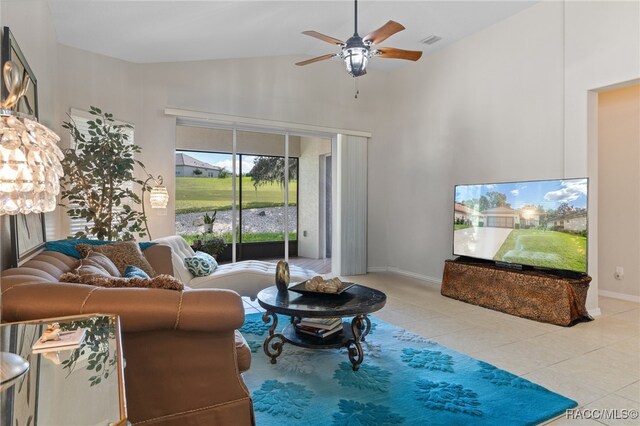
[1,314,128,426]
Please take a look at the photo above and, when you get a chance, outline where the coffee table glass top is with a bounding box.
[257,284,387,317]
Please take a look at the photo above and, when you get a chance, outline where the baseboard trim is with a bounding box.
[587,307,602,318]
[598,290,640,303]
[387,267,441,287]
[367,266,442,289]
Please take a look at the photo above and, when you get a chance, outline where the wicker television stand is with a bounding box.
[441,258,592,326]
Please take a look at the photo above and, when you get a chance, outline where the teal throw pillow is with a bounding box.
[184,254,217,277]
[124,265,150,279]
[194,251,219,269]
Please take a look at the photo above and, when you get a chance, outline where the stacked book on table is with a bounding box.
[295,317,343,339]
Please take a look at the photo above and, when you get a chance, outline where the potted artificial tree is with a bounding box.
[60,106,149,240]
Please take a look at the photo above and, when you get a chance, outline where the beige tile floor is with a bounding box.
[243,272,640,425]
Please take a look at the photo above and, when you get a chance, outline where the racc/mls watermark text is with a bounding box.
[566,409,639,421]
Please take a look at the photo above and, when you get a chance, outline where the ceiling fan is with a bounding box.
[295,0,423,77]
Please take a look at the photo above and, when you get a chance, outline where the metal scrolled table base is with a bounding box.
[262,311,286,364]
[347,314,372,371]
[262,311,373,371]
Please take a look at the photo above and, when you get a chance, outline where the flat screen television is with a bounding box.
[453,178,588,274]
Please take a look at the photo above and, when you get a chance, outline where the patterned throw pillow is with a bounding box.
[60,273,184,291]
[195,251,219,269]
[183,252,218,277]
[76,240,157,277]
[124,265,150,279]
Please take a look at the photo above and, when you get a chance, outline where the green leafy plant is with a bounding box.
[203,210,217,224]
[200,237,226,257]
[193,168,203,176]
[60,106,148,240]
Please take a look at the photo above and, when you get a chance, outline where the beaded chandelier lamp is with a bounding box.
[0,61,63,215]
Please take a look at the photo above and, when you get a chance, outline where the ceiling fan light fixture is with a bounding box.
[296,0,422,79]
[343,46,369,77]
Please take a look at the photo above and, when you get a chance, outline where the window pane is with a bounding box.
[175,150,234,244]
[238,154,298,242]
[175,126,236,247]
[237,131,297,243]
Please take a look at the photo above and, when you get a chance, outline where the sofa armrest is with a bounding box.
[1,283,244,333]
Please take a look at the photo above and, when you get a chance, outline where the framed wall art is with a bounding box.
[1,26,38,118]
[9,212,46,267]
[2,26,46,266]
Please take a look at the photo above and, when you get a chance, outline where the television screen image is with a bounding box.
[453,178,588,273]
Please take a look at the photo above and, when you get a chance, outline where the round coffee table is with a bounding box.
[256,284,386,371]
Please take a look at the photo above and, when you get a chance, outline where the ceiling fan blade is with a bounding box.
[363,20,405,45]
[295,54,337,66]
[375,47,423,61]
[302,31,345,46]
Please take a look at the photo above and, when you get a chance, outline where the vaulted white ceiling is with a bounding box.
[48,0,537,68]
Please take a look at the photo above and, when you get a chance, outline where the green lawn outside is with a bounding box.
[454,224,471,231]
[493,229,587,272]
[176,177,298,214]
[180,232,297,244]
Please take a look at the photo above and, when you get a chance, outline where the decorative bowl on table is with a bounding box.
[288,277,354,296]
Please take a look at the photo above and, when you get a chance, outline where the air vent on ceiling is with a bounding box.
[420,35,442,45]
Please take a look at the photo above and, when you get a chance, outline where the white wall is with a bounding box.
[367,1,565,279]
[54,44,143,238]
[598,84,640,300]
[366,1,640,312]
[298,137,331,258]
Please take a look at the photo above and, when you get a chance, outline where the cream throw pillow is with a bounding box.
[79,252,121,277]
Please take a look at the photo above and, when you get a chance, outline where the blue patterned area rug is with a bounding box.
[241,313,576,426]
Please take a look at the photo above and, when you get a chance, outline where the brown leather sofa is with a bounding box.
[1,245,254,425]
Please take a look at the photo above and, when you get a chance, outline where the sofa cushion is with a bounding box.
[59,272,184,291]
[78,252,122,278]
[124,265,150,279]
[77,241,157,277]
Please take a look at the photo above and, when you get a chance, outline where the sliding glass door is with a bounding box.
[175,127,299,262]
